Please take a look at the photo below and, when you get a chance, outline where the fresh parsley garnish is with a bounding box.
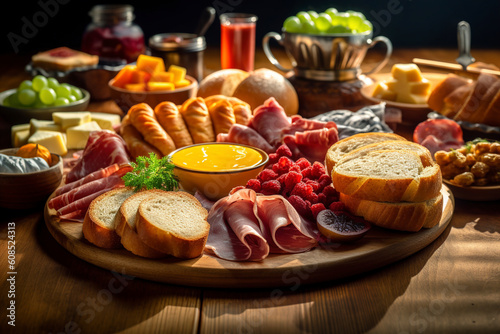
[122,153,179,192]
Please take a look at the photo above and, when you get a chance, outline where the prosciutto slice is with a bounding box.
[55,163,122,196]
[205,189,319,261]
[57,188,115,222]
[283,127,339,162]
[282,116,338,136]
[217,123,274,153]
[248,97,291,148]
[66,130,131,183]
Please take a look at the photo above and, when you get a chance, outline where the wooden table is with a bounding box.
[1,48,499,334]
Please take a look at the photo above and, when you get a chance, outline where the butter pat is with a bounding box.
[29,119,61,135]
[66,121,101,149]
[28,130,68,156]
[52,111,91,131]
[90,112,121,131]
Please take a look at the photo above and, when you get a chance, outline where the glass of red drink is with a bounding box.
[220,13,258,72]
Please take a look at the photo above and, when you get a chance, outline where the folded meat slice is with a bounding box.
[248,97,290,148]
[216,123,274,153]
[283,127,340,163]
[55,163,122,196]
[205,189,318,261]
[66,130,131,183]
[57,188,113,222]
[282,116,338,136]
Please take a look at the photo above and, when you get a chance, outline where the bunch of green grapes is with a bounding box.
[283,8,372,34]
[4,75,84,108]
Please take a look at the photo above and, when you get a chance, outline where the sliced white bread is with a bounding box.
[427,74,471,112]
[340,192,443,232]
[83,187,135,248]
[136,190,210,259]
[332,149,442,203]
[336,140,435,167]
[114,190,167,258]
[325,132,407,175]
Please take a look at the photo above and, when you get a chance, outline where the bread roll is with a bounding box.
[454,73,498,122]
[120,114,162,159]
[204,95,252,125]
[154,101,194,148]
[481,89,500,126]
[197,69,249,98]
[207,99,236,135]
[179,97,215,143]
[128,103,176,156]
[427,74,471,112]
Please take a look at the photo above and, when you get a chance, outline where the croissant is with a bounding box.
[154,101,194,148]
[179,97,215,143]
[127,103,176,156]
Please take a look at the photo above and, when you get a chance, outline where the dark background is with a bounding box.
[2,0,500,56]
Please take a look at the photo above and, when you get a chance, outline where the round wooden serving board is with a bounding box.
[44,186,454,288]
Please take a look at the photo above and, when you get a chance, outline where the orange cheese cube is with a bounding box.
[125,83,146,91]
[168,64,186,82]
[130,69,151,84]
[150,71,174,83]
[136,54,165,74]
[147,82,175,91]
[112,65,136,88]
[174,79,191,88]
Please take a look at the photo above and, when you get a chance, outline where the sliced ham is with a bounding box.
[282,116,338,136]
[66,130,131,183]
[205,189,318,261]
[217,123,274,153]
[283,127,340,162]
[248,97,291,148]
[55,163,122,196]
[56,188,115,222]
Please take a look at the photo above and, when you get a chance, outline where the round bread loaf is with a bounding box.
[197,69,249,98]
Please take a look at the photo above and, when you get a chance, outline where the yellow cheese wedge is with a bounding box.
[409,79,431,95]
[391,63,423,82]
[29,119,61,135]
[52,111,91,131]
[372,82,397,101]
[90,112,121,131]
[66,121,101,149]
[28,130,67,156]
[11,123,29,146]
[13,129,30,147]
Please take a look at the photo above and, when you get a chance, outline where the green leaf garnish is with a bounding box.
[122,153,179,192]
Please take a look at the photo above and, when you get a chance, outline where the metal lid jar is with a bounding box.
[81,4,145,63]
[148,33,206,82]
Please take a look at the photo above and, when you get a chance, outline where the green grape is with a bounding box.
[324,8,338,19]
[347,10,365,20]
[358,20,373,32]
[7,92,21,108]
[54,97,70,106]
[296,11,312,25]
[67,95,77,103]
[327,25,350,34]
[330,12,349,26]
[32,75,48,92]
[347,13,364,30]
[39,87,56,105]
[56,84,72,98]
[315,13,332,32]
[307,11,319,22]
[18,80,33,91]
[47,77,59,90]
[302,19,319,34]
[283,16,303,33]
[17,89,37,106]
[70,86,83,100]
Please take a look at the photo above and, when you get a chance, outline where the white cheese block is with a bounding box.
[28,130,68,156]
[13,130,30,148]
[90,112,121,131]
[52,111,91,131]
[29,119,61,135]
[11,123,29,146]
[66,121,101,149]
[0,154,49,173]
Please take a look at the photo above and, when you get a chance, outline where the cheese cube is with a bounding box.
[409,79,431,95]
[13,129,30,147]
[391,64,423,82]
[168,65,186,82]
[11,123,29,146]
[90,112,120,131]
[148,82,175,91]
[28,130,67,156]
[174,79,191,88]
[52,111,91,131]
[66,121,101,149]
[29,119,61,135]
[372,82,397,101]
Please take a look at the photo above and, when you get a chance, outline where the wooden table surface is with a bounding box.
[1,47,499,334]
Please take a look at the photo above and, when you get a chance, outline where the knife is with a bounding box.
[456,21,475,70]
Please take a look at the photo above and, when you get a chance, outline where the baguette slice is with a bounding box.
[325,132,407,175]
[332,150,442,202]
[136,191,210,259]
[340,192,443,232]
[83,187,135,248]
[114,190,167,258]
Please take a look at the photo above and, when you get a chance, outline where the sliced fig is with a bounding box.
[316,209,371,243]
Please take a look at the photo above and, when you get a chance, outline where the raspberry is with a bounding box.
[306,191,319,204]
[258,169,278,182]
[301,166,313,179]
[273,156,294,175]
[329,201,346,213]
[310,203,326,219]
[289,164,301,173]
[322,184,339,197]
[305,180,320,193]
[311,161,326,179]
[295,157,311,170]
[284,171,302,191]
[318,174,332,192]
[318,192,327,205]
[261,180,282,195]
[276,144,293,158]
[288,195,310,218]
[268,153,279,165]
[246,179,261,193]
[291,182,313,198]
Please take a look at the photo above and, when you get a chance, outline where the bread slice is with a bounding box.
[336,140,434,168]
[340,192,443,232]
[31,46,99,71]
[332,150,442,203]
[325,132,407,175]
[136,191,210,259]
[427,74,471,112]
[114,190,167,258]
[481,88,500,127]
[454,73,499,122]
[440,83,474,118]
[82,187,135,248]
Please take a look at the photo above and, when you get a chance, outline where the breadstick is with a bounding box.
[154,101,193,148]
[179,97,215,143]
[120,114,162,159]
[207,99,236,135]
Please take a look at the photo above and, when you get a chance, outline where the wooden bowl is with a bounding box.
[108,75,198,113]
[0,148,63,209]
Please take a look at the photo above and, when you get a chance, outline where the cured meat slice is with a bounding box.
[55,163,122,196]
[283,127,340,162]
[282,116,338,136]
[248,97,290,148]
[56,188,114,222]
[217,123,274,153]
[66,130,131,183]
[413,118,464,156]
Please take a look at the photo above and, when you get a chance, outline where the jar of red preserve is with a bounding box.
[81,4,145,63]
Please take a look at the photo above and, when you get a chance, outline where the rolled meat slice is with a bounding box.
[55,163,121,196]
[217,123,274,153]
[248,97,290,148]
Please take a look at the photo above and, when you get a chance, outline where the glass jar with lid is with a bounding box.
[81,4,145,63]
